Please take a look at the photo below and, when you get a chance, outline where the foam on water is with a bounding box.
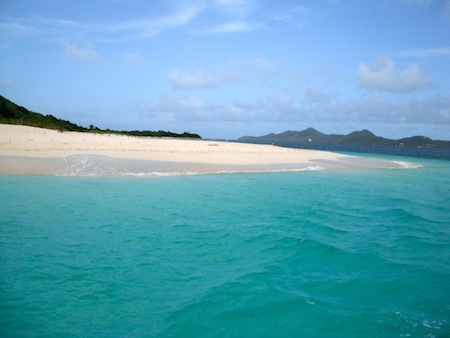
[61,154,126,176]
[60,154,328,177]
[391,160,424,169]
[59,153,420,177]
[121,166,326,177]
[124,171,201,177]
[264,165,325,172]
[1,156,449,337]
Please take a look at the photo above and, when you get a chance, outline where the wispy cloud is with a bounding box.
[167,64,242,89]
[214,0,255,17]
[123,52,144,63]
[303,87,333,104]
[0,3,204,45]
[254,58,277,76]
[194,21,258,34]
[397,0,450,15]
[109,4,203,39]
[1,2,258,44]
[0,21,38,48]
[143,92,450,127]
[396,47,450,57]
[0,79,16,89]
[145,95,215,122]
[145,95,268,123]
[358,57,430,93]
[272,4,330,29]
[0,22,38,36]
[168,67,220,89]
[62,42,100,62]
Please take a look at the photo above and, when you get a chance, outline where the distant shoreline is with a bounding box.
[0,124,419,176]
[237,128,450,161]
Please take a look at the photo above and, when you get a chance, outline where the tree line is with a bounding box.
[0,95,201,139]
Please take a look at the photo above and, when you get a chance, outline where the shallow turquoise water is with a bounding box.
[1,157,450,337]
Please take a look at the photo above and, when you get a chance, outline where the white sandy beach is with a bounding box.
[0,124,411,176]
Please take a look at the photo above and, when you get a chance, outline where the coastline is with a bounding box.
[0,124,417,176]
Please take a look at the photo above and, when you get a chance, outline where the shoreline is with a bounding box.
[0,124,419,176]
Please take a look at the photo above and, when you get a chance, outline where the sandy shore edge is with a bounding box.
[0,125,417,176]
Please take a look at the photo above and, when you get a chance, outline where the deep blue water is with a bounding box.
[1,156,450,337]
[270,142,450,160]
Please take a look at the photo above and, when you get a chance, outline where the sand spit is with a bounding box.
[0,125,417,176]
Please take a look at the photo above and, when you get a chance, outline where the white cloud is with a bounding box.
[215,0,254,17]
[396,47,450,57]
[62,42,100,62]
[404,95,450,124]
[145,95,215,121]
[397,0,450,16]
[0,22,38,48]
[0,2,250,43]
[0,22,37,36]
[232,98,265,111]
[179,96,205,110]
[254,58,277,76]
[168,67,219,89]
[195,21,258,34]
[272,4,330,29]
[304,88,333,104]
[143,92,450,131]
[0,79,15,88]
[358,57,430,93]
[1,4,203,45]
[167,66,240,89]
[111,4,202,39]
[145,95,180,113]
[123,53,144,63]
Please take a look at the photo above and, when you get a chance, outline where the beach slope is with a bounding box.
[0,124,414,176]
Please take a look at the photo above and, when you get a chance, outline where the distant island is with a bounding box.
[0,95,201,139]
[238,128,450,159]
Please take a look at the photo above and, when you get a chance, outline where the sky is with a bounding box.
[0,0,449,140]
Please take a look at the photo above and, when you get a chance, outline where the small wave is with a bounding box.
[391,161,423,169]
[123,171,199,177]
[421,320,444,329]
[58,155,325,177]
[265,166,325,172]
[59,154,125,176]
[88,167,325,177]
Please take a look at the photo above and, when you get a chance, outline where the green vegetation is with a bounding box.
[0,95,201,139]
[0,95,85,131]
[238,128,450,149]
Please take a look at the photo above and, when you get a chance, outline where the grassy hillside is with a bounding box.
[0,95,201,139]
[0,95,85,131]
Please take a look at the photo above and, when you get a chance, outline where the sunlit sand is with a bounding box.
[0,124,413,176]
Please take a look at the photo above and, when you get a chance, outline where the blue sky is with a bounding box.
[1,0,449,140]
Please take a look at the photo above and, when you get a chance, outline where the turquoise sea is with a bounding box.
[1,155,449,337]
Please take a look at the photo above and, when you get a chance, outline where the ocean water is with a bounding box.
[273,142,450,160]
[1,156,449,337]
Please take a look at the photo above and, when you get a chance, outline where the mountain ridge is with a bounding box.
[238,128,450,149]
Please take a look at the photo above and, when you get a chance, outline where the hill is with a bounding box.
[0,95,86,132]
[238,128,450,149]
[0,95,201,139]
